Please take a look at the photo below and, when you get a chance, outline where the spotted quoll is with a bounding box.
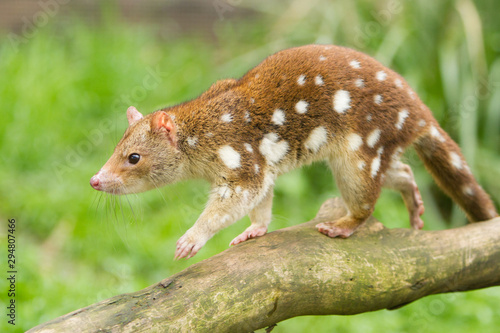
[90,45,498,259]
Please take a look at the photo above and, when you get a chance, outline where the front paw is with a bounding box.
[175,230,207,260]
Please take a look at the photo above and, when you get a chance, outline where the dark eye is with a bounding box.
[128,153,140,164]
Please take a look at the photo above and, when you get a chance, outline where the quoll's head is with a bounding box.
[90,106,183,195]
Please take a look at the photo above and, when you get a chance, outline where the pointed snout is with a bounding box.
[90,174,101,191]
[89,168,128,195]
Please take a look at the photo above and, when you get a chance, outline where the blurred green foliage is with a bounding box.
[0,0,499,332]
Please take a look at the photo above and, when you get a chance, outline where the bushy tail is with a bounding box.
[413,123,498,222]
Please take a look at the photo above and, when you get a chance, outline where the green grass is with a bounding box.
[1,0,499,332]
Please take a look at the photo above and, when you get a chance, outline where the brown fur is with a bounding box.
[90,45,498,259]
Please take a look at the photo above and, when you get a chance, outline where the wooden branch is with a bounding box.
[28,198,500,333]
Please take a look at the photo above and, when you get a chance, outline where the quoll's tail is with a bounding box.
[413,123,498,222]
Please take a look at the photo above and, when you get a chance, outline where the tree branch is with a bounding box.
[28,198,500,333]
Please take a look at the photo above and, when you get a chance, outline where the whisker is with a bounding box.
[93,192,105,223]
[90,190,100,209]
[103,193,114,236]
[105,193,113,222]
[97,192,105,212]
[150,175,188,232]
[88,192,100,221]
[111,190,120,224]
[117,192,132,247]
[150,175,169,206]
[123,193,138,223]
[132,192,142,210]
[115,178,139,223]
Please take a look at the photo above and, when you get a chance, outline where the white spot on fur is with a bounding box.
[374,94,383,105]
[449,152,463,170]
[187,136,198,147]
[408,89,415,99]
[396,109,409,130]
[264,132,278,141]
[319,55,326,61]
[242,190,250,203]
[366,114,372,121]
[376,71,387,81]
[235,186,242,194]
[305,126,328,153]
[244,111,251,122]
[295,100,309,114]
[244,143,253,153]
[371,147,384,178]
[350,60,361,69]
[463,186,474,196]
[259,133,289,165]
[430,125,445,142]
[333,90,351,114]
[255,74,260,79]
[206,132,213,137]
[346,133,363,151]
[254,164,260,174]
[315,75,324,86]
[250,98,255,104]
[355,78,364,88]
[297,74,306,85]
[358,161,366,170]
[366,129,381,148]
[217,184,232,199]
[464,164,472,175]
[221,113,233,123]
[271,109,286,125]
[371,156,381,178]
[218,145,241,169]
[394,78,403,88]
[362,204,371,210]
[418,119,426,127]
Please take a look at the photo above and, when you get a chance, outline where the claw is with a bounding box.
[316,222,355,238]
[409,181,425,230]
[315,216,363,238]
[230,226,267,246]
[174,232,206,259]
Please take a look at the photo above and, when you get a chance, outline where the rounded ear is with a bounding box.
[151,111,177,147]
[127,106,144,126]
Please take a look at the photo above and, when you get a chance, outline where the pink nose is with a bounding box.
[90,175,100,190]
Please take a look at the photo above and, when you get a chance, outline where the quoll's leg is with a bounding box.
[175,181,272,259]
[383,161,425,229]
[230,186,273,246]
[316,158,381,238]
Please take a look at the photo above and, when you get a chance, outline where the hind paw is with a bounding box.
[230,225,268,246]
[316,216,364,238]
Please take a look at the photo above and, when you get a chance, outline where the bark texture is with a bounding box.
[28,198,500,333]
